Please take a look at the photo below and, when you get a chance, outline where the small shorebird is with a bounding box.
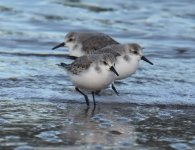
[91,43,153,95]
[52,31,119,57]
[57,53,119,107]
[93,43,153,80]
[52,31,153,95]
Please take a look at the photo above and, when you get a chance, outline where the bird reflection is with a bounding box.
[84,105,97,117]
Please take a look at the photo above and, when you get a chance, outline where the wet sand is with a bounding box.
[1,100,195,149]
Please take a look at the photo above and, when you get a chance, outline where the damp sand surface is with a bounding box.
[1,100,195,150]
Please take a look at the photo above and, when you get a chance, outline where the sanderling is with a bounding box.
[94,43,153,80]
[92,43,153,95]
[52,31,119,57]
[57,53,119,107]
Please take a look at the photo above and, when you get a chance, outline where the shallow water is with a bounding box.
[0,0,195,149]
[1,100,195,150]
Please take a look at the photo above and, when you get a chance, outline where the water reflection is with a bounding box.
[0,100,195,149]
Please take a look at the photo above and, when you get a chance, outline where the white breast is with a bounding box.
[69,65,115,91]
[115,55,139,80]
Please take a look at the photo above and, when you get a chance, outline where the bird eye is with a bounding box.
[103,61,107,65]
[68,38,74,42]
[133,51,138,54]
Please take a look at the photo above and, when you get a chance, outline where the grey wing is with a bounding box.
[93,45,122,56]
[82,34,119,53]
[67,56,93,75]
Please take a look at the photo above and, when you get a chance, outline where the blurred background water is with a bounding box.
[0,0,195,149]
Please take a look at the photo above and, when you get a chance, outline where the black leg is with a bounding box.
[91,104,96,117]
[84,106,90,114]
[111,84,120,96]
[75,87,89,106]
[95,90,101,96]
[92,91,96,106]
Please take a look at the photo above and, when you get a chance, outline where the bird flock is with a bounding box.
[52,32,153,107]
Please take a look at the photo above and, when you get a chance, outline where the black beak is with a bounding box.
[52,42,65,50]
[110,66,119,76]
[141,56,153,65]
[56,63,67,68]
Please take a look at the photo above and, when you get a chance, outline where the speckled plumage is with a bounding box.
[91,44,124,56]
[57,52,120,106]
[64,56,92,75]
[92,43,143,56]
[61,53,117,75]
[81,33,119,53]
